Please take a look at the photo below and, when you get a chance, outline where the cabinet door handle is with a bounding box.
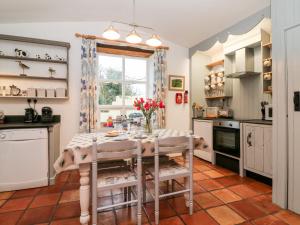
[247,132,252,147]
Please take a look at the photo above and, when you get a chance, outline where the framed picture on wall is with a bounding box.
[169,75,185,91]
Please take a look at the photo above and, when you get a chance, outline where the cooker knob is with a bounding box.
[229,123,232,127]
[0,133,6,139]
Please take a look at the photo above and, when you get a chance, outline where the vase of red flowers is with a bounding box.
[133,98,165,134]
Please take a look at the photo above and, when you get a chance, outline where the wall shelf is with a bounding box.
[263,90,272,94]
[0,55,67,64]
[206,60,224,68]
[0,73,67,81]
[0,96,69,100]
[263,42,272,48]
[205,96,229,100]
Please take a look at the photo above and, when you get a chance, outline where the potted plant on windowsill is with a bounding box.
[133,98,165,134]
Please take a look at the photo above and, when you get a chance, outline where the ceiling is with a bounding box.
[0,0,270,48]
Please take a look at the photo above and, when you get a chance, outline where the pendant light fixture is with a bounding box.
[126,27,142,44]
[102,0,163,47]
[102,25,120,40]
[146,34,162,47]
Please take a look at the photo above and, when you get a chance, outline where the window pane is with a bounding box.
[99,82,122,105]
[99,109,121,124]
[99,55,122,80]
[125,58,147,81]
[124,83,146,105]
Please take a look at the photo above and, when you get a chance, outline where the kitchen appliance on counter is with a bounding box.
[24,99,38,123]
[265,105,273,121]
[24,108,38,123]
[203,107,220,118]
[213,119,242,175]
[218,108,233,118]
[41,107,53,123]
[0,128,48,191]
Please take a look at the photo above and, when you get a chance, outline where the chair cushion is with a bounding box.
[97,168,137,190]
[147,160,190,180]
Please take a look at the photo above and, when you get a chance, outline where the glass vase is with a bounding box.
[144,116,152,134]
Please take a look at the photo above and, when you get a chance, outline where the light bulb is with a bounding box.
[146,34,162,47]
[126,29,142,44]
[102,25,120,40]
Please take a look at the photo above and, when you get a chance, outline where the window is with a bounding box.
[98,54,148,125]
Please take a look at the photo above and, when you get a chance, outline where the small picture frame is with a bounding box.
[169,75,185,91]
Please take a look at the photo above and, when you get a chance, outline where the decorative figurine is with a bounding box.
[15,48,29,57]
[55,55,64,61]
[45,53,52,60]
[9,85,21,96]
[48,67,56,78]
[16,61,30,76]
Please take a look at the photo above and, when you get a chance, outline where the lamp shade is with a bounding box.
[146,34,162,47]
[126,29,142,44]
[102,25,120,40]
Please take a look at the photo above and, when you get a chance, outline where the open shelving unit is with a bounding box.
[262,37,272,95]
[206,59,224,68]
[0,34,70,100]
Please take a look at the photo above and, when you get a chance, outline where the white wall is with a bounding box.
[0,22,190,151]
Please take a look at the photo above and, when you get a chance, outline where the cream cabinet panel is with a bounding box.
[193,120,213,162]
[243,123,272,178]
[263,126,272,175]
[244,125,255,170]
[254,127,264,172]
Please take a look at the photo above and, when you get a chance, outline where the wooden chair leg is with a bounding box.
[142,172,147,202]
[128,187,132,206]
[166,180,170,192]
[189,176,193,215]
[171,179,175,192]
[124,187,127,202]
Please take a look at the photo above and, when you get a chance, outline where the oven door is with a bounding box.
[213,127,240,157]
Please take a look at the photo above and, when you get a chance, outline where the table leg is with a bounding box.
[79,163,90,225]
[183,152,189,207]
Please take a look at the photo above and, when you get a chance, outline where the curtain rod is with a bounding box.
[75,33,169,50]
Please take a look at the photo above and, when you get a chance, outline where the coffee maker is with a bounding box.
[41,107,53,123]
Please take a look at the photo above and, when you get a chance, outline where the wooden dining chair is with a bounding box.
[91,138,142,225]
[146,135,194,225]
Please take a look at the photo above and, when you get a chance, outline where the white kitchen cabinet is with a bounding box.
[193,120,213,162]
[243,123,272,178]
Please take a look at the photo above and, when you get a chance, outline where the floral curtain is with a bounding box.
[79,38,98,133]
[153,49,167,128]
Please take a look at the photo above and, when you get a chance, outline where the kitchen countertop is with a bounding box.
[241,119,272,125]
[0,115,61,129]
[193,117,272,125]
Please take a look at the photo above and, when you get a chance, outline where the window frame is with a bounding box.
[98,53,149,117]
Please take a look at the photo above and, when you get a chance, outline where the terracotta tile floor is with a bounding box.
[1,157,300,225]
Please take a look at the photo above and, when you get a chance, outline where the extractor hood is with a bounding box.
[226,48,260,78]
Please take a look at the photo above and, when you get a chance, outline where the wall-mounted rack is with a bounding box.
[0,34,70,100]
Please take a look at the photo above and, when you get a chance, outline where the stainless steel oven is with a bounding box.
[213,120,240,158]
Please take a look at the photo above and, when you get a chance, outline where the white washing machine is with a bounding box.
[0,128,48,191]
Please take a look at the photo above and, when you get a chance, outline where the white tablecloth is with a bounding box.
[54,129,197,173]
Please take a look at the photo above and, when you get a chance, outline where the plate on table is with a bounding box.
[105,131,119,137]
[112,135,128,141]
[134,135,148,139]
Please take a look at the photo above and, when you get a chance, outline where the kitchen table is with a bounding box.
[54,129,199,225]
